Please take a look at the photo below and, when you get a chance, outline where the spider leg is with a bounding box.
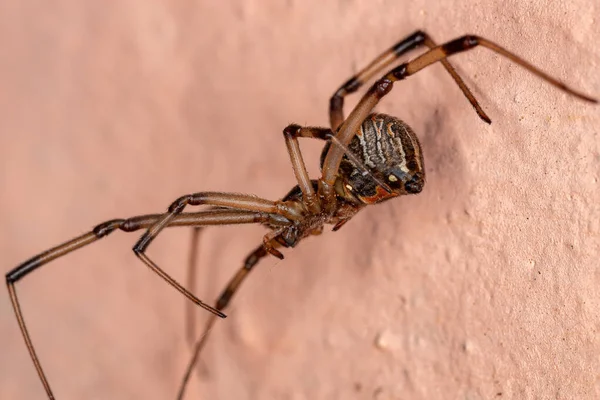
[320,34,598,209]
[177,242,273,400]
[282,125,331,214]
[132,193,300,320]
[185,227,203,345]
[5,209,282,400]
[329,30,491,131]
[261,227,287,259]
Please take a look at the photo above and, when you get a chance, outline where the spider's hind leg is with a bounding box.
[6,209,280,400]
[177,241,274,400]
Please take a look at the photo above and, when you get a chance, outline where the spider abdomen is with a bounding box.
[337,113,425,204]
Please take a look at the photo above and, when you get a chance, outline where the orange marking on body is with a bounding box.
[359,185,398,204]
[356,125,364,137]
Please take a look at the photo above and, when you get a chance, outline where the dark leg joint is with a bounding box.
[121,218,143,232]
[284,124,332,140]
[250,247,268,265]
[442,35,479,54]
[283,124,302,138]
[370,78,394,98]
[6,256,42,283]
[392,31,426,55]
[413,30,427,41]
[133,235,152,253]
[168,195,191,213]
[338,76,360,95]
[93,219,125,237]
[216,290,233,310]
[330,95,343,114]
[244,253,262,269]
[390,63,408,81]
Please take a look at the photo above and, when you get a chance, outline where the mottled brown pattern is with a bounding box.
[338,113,425,203]
[2,4,598,400]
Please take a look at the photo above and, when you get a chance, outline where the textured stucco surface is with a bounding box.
[1,1,599,400]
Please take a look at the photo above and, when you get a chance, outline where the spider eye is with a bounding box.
[404,175,424,194]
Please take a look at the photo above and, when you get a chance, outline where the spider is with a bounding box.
[6,31,596,400]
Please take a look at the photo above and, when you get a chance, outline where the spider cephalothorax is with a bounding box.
[6,30,596,400]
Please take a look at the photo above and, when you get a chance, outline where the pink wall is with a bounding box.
[1,1,598,399]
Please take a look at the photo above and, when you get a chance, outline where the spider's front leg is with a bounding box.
[282,124,332,214]
[319,34,597,209]
[132,192,301,315]
[329,30,490,131]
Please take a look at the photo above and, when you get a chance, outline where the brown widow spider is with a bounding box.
[6,31,596,400]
